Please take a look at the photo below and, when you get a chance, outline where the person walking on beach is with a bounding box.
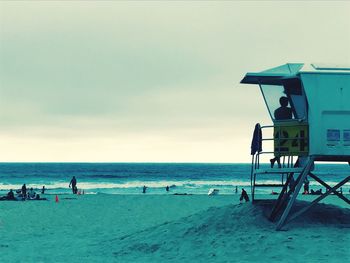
[69,176,77,194]
[240,188,249,202]
[21,184,27,199]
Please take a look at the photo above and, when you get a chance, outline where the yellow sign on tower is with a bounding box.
[274,122,309,156]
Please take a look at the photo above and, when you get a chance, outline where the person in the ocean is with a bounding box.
[166,185,169,192]
[270,96,293,168]
[41,186,45,194]
[235,186,238,194]
[142,185,147,194]
[21,184,27,199]
[239,188,249,202]
[69,176,77,194]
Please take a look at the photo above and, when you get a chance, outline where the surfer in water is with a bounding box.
[69,176,77,194]
[142,185,147,194]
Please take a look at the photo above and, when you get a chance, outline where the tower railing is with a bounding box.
[250,122,309,201]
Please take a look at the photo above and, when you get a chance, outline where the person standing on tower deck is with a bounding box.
[274,96,293,120]
[270,96,293,168]
[69,176,77,194]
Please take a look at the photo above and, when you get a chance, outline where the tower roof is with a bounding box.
[240,63,350,85]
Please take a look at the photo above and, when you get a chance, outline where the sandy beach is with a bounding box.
[0,194,349,263]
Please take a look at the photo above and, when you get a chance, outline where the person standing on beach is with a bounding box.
[21,184,27,199]
[69,176,77,194]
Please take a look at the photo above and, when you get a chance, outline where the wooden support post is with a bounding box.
[250,155,254,201]
[252,172,257,203]
[269,172,294,221]
[287,176,350,223]
[276,157,314,230]
[309,173,350,205]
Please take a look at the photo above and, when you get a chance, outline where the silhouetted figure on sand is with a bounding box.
[21,184,27,199]
[0,189,15,200]
[240,188,249,202]
[69,176,77,194]
[311,189,322,195]
[28,187,36,199]
[1,189,15,200]
[7,189,15,200]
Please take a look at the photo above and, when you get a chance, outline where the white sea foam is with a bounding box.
[0,180,249,190]
[0,180,347,193]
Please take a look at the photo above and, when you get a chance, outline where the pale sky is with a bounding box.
[0,1,349,162]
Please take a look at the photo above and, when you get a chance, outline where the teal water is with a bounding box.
[0,163,349,195]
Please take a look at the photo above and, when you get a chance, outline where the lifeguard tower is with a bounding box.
[240,63,350,230]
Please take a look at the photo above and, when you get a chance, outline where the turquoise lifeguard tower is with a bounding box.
[241,63,350,229]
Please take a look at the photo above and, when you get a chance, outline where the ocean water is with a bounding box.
[0,163,349,195]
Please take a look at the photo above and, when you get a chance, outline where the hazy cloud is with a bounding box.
[0,1,349,161]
